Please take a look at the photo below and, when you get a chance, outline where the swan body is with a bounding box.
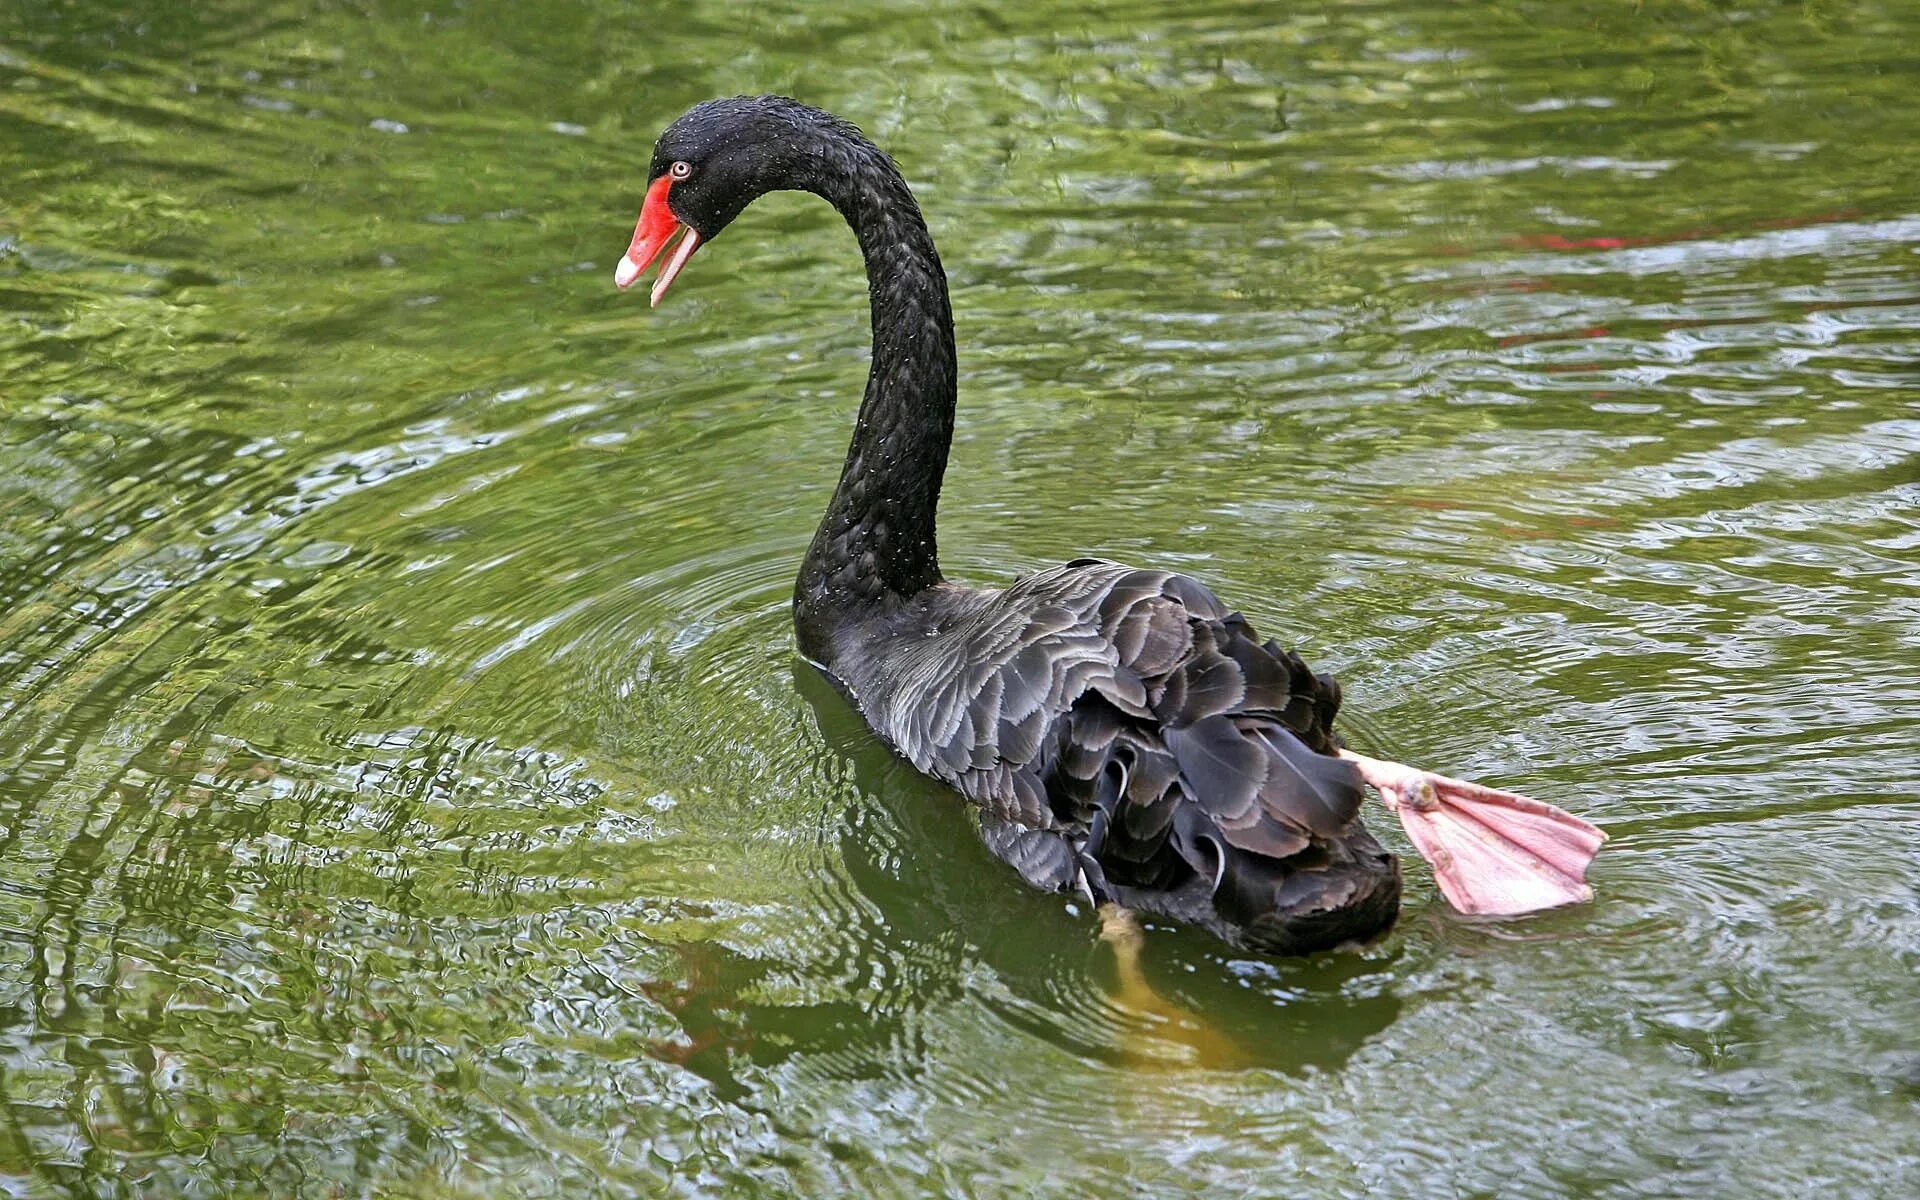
[615,96,1601,955]
[808,560,1398,953]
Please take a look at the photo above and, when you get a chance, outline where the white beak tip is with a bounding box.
[613,255,643,290]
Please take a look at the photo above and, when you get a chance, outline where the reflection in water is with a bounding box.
[3,0,1919,1194]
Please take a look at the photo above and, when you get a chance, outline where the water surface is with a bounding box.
[3,1,1918,1195]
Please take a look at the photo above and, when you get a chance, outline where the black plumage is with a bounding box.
[816,562,1398,953]
[623,97,1400,954]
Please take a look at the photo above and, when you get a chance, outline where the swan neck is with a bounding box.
[794,132,956,635]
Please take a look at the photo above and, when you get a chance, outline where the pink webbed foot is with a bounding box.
[1339,750,1607,916]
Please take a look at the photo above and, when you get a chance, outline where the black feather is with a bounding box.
[1165,715,1267,824]
[1250,723,1364,838]
[825,558,1396,953]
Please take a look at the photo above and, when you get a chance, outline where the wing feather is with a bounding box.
[837,558,1367,923]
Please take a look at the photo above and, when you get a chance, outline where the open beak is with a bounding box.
[615,174,703,307]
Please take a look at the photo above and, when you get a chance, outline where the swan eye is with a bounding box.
[669,160,692,180]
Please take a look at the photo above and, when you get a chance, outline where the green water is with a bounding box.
[3,0,1919,1195]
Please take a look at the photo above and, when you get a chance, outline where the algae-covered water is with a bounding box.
[3,1,1918,1195]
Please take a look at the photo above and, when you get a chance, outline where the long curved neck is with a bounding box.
[793,126,956,641]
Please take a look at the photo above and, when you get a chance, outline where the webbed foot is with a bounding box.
[1339,751,1606,916]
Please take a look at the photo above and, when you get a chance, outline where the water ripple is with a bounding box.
[3,0,1919,1195]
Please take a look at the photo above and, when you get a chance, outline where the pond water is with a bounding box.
[3,1,1918,1195]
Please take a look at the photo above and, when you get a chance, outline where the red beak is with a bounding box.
[615,174,703,307]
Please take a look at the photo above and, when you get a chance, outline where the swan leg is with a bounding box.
[1095,905,1239,1067]
[1338,750,1606,916]
[1096,903,1175,1034]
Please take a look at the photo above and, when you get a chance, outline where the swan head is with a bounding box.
[615,96,850,307]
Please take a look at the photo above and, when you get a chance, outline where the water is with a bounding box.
[3,0,1918,1194]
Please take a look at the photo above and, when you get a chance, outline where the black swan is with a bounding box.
[615,96,1604,955]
